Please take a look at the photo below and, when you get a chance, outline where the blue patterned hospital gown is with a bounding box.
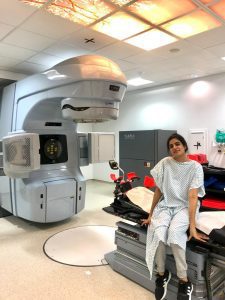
[146,157,205,278]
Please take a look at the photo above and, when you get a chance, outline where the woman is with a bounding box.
[142,133,208,300]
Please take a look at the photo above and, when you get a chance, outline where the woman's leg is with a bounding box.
[154,241,172,300]
[149,208,172,300]
[155,241,167,274]
[170,243,187,279]
[167,208,189,280]
[146,207,172,278]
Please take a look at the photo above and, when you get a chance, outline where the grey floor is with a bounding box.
[0,180,154,300]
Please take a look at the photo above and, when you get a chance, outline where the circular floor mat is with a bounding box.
[43,225,116,266]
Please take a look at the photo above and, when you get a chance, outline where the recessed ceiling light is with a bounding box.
[126,29,177,50]
[221,57,225,61]
[127,77,154,86]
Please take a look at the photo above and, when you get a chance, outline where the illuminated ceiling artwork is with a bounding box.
[20,0,225,51]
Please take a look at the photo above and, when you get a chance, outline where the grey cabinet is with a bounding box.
[119,129,176,185]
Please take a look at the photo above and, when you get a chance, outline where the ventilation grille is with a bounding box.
[2,132,40,178]
[4,138,31,167]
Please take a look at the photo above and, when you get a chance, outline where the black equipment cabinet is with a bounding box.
[119,129,176,185]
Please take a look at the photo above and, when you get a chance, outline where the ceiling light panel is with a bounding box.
[125,28,177,50]
[46,0,115,25]
[162,10,221,38]
[209,1,225,20]
[91,11,151,40]
[20,0,47,8]
[127,0,197,25]
[20,0,225,54]
[110,0,133,6]
[198,0,214,3]
[127,77,153,86]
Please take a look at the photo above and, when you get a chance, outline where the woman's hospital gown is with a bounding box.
[146,157,205,278]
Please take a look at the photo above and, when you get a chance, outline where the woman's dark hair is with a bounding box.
[167,133,188,152]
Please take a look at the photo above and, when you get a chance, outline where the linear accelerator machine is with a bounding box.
[0,55,126,223]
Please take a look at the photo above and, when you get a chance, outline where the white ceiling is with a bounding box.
[1,0,225,91]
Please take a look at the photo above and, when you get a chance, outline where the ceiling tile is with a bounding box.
[208,66,225,74]
[124,51,167,65]
[10,62,48,74]
[175,56,208,68]
[124,68,145,80]
[0,56,22,68]
[114,59,136,71]
[2,29,55,51]
[0,42,36,60]
[179,49,217,63]
[205,42,225,57]
[43,43,89,59]
[27,53,63,67]
[124,40,204,64]
[186,26,225,48]
[196,57,225,68]
[0,22,15,40]
[0,70,26,81]
[145,40,202,59]
[0,0,37,26]
[20,10,82,39]
[94,41,142,59]
[170,66,207,77]
[146,58,185,72]
[124,65,167,82]
[63,28,118,51]
[143,71,177,82]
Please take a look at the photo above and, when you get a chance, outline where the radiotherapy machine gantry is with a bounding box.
[0,55,127,223]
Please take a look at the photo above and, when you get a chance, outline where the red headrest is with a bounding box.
[110,173,117,181]
[127,172,139,180]
[144,176,155,188]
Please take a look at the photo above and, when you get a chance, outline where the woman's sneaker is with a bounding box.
[155,269,171,300]
[177,280,193,300]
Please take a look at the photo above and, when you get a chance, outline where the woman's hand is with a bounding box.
[141,216,152,226]
[188,227,209,242]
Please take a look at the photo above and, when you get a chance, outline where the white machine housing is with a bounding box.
[0,55,126,223]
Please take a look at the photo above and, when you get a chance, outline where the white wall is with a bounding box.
[92,72,225,181]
